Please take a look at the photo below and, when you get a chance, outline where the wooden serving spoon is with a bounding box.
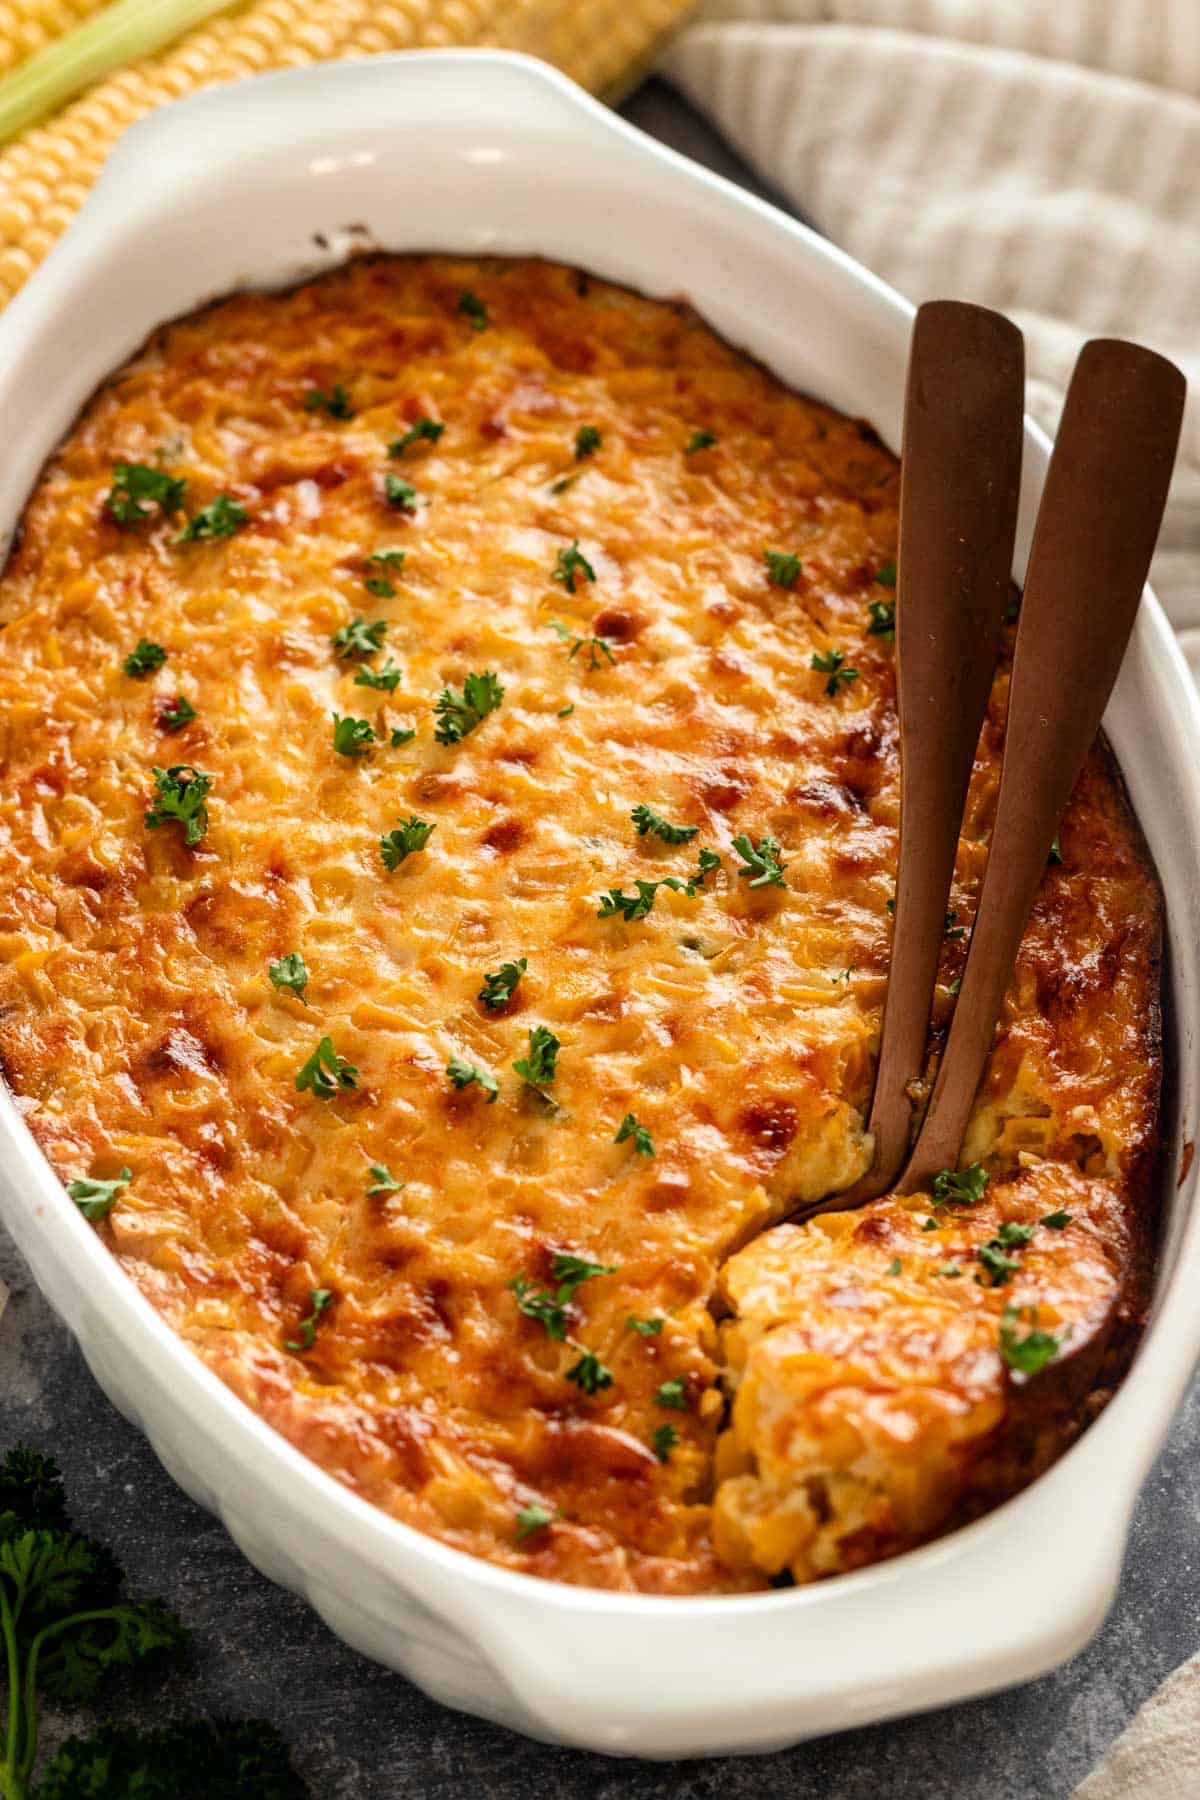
[849,300,1024,1202]
[898,338,1186,1193]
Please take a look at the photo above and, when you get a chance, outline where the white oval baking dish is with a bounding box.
[0,48,1198,1761]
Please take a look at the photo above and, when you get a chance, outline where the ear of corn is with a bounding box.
[0,0,697,310]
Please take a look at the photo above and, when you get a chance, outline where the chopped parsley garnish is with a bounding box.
[332,712,375,756]
[875,559,897,587]
[303,383,354,419]
[999,1304,1062,1376]
[513,1025,560,1087]
[615,1113,654,1157]
[948,977,962,996]
[552,541,596,593]
[390,727,416,746]
[549,619,614,668]
[284,1286,333,1352]
[1041,1209,1073,1229]
[566,1351,614,1396]
[67,1166,132,1221]
[268,952,308,1002]
[732,832,787,889]
[944,909,967,940]
[478,957,526,1011]
[867,598,896,640]
[628,1315,664,1336]
[365,577,394,598]
[932,1163,989,1207]
[144,763,213,846]
[515,1503,555,1541]
[364,550,406,597]
[976,1221,1034,1288]
[446,1057,499,1103]
[574,425,602,460]
[458,289,488,330]
[389,418,444,457]
[886,1257,902,1276]
[550,474,575,496]
[652,1424,680,1462]
[106,462,185,526]
[598,851,719,921]
[332,616,388,659]
[509,1253,617,1339]
[655,1378,687,1411]
[174,494,247,542]
[557,703,574,718]
[764,550,801,589]
[597,880,663,922]
[122,639,167,677]
[354,657,402,691]
[295,1036,358,1098]
[631,803,697,845]
[934,1262,963,1278]
[433,670,504,743]
[1048,834,1063,866]
[159,694,196,731]
[367,1162,404,1195]
[380,815,435,869]
[383,474,418,512]
[811,648,859,696]
[685,429,717,454]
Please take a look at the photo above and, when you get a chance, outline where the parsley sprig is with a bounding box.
[174,495,246,543]
[574,426,601,461]
[354,658,402,692]
[295,1037,357,1099]
[284,1287,333,1353]
[159,695,196,732]
[332,617,387,660]
[303,383,354,419]
[731,833,787,889]
[478,958,526,1012]
[631,803,697,845]
[549,620,614,669]
[764,550,801,589]
[383,475,418,512]
[597,849,720,921]
[433,671,504,744]
[509,1253,617,1341]
[513,1026,559,1087]
[106,462,185,527]
[999,1304,1062,1376]
[932,1164,989,1208]
[268,952,308,1002]
[144,764,213,847]
[552,541,596,594]
[380,816,435,870]
[566,1352,613,1396]
[446,1057,498,1103]
[388,418,444,458]
[615,1113,654,1156]
[685,429,717,454]
[811,648,859,696]
[66,1167,132,1222]
[331,713,375,757]
[121,640,166,678]
[652,1424,679,1462]
[976,1222,1034,1289]
[458,290,488,331]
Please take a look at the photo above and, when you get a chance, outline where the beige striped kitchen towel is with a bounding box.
[661,0,1200,678]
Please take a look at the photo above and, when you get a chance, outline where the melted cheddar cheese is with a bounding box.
[0,257,1161,1593]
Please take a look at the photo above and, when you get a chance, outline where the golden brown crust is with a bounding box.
[0,255,1161,1592]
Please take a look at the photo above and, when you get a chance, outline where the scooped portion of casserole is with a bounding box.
[0,257,1160,1593]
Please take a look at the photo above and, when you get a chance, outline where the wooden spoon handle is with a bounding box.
[900,338,1186,1193]
[856,301,1024,1199]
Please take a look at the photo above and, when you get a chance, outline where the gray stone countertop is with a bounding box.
[2,74,1197,1800]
